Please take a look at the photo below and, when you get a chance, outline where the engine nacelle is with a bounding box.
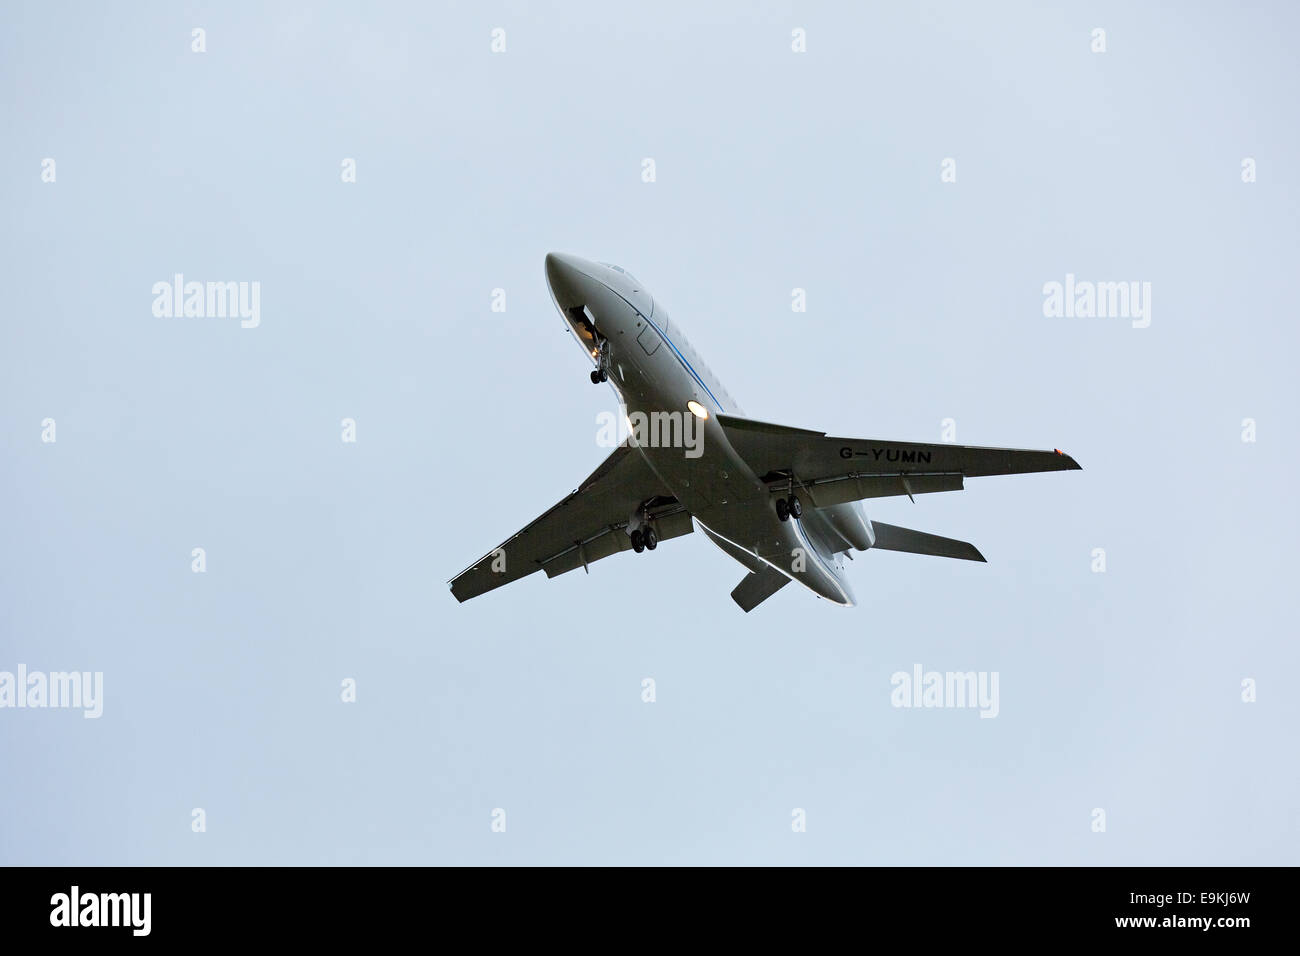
[819,501,875,551]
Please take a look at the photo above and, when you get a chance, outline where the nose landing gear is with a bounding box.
[590,338,610,384]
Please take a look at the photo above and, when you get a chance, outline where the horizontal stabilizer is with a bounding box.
[731,565,791,612]
[870,522,986,562]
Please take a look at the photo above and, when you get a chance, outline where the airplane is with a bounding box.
[450,254,1081,611]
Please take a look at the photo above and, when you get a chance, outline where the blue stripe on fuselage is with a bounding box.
[604,284,726,412]
[642,315,725,412]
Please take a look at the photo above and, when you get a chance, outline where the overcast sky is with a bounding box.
[2,1,1297,865]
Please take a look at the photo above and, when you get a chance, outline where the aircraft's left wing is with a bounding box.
[449,442,691,603]
[717,414,1080,507]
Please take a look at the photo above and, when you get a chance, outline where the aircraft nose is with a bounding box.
[545,252,605,313]
[545,252,584,275]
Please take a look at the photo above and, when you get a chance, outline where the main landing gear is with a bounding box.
[629,499,658,553]
[776,469,804,522]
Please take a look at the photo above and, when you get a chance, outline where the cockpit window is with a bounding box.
[598,262,638,283]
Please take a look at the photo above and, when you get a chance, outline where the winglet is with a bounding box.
[1054,449,1083,470]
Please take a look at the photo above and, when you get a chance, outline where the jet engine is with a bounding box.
[818,501,875,551]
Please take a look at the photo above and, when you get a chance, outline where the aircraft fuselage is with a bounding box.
[545,253,858,605]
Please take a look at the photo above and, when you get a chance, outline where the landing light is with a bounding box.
[687,401,709,420]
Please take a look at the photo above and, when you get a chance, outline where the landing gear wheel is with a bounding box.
[630,529,645,553]
[598,369,608,382]
[788,495,802,519]
[776,498,790,522]
[643,528,658,551]
[590,369,602,384]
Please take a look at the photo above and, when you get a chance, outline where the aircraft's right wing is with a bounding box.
[449,442,691,603]
[716,414,1081,507]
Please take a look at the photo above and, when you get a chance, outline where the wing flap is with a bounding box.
[802,472,965,507]
[541,510,694,578]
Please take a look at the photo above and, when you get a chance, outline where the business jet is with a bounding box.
[450,254,1081,611]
